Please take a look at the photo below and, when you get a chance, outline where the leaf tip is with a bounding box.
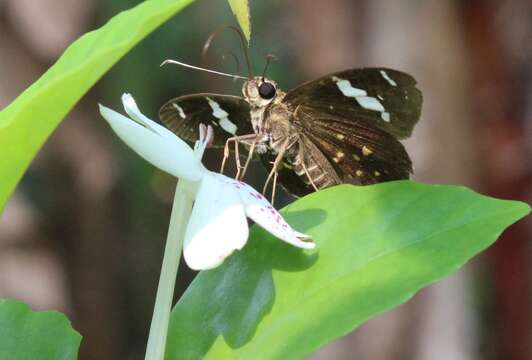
[228,0,251,43]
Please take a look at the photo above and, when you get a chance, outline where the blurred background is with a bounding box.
[0,0,531,359]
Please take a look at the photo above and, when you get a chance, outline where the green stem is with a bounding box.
[145,180,193,360]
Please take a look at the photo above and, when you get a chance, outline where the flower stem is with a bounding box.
[145,180,193,360]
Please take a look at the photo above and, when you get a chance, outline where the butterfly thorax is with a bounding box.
[243,77,297,155]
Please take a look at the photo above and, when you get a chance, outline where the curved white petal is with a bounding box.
[122,93,178,139]
[183,175,249,270]
[213,174,315,249]
[99,104,203,181]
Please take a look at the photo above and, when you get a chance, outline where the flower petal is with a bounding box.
[99,104,203,181]
[122,93,178,139]
[183,174,249,270]
[213,174,315,249]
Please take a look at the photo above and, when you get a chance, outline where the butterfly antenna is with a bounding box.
[202,25,253,80]
[160,59,248,80]
[261,54,277,81]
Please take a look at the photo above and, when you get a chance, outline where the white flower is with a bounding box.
[99,94,314,270]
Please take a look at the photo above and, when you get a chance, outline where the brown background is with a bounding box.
[0,1,530,359]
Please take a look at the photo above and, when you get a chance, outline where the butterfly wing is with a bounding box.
[284,68,422,139]
[272,105,412,197]
[159,94,253,147]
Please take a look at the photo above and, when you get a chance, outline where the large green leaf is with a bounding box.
[167,181,530,359]
[0,299,81,359]
[0,0,194,212]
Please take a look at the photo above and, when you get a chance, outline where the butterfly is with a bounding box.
[159,60,422,200]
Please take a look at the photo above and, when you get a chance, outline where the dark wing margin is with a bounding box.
[294,105,412,185]
[159,94,253,147]
[284,68,422,139]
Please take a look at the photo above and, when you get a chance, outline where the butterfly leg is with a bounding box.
[220,139,233,174]
[262,138,291,199]
[220,134,260,175]
[238,138,258,181]
[233,140,243,180]
[271,170,279,206]
[301,162,320,192]
[234,138,255,180]
[295,146,320,192]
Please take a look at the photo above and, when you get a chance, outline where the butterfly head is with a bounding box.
[243,77,278,108]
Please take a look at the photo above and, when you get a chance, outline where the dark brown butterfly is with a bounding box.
[159,32,422,200]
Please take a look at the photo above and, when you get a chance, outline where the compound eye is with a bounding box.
[258,82,276,100]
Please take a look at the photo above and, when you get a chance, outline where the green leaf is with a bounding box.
[0,299,81,359]
[227,0,251,42]
[166,181,530,359]
[0,0,194,212]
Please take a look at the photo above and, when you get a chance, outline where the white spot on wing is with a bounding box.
[332,76,391,122]
[172,103,186,119]
[332,76,366,97]
[206,97,237,135]
[380,70,397,86]
[206,97,229,119]
[219,118,237,135]
[356,96,385,112]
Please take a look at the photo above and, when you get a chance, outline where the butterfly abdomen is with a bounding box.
[290,137,343,191]
[292,160,339,190]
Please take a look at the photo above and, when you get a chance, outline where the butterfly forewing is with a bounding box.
[159,94,253,147]
[284,68,422,139]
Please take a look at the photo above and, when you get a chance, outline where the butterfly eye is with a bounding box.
[259,82,276,100]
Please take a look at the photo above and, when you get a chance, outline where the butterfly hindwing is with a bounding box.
[290,105,412,190]
[159,94,253,147]
[284,68,422,139]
